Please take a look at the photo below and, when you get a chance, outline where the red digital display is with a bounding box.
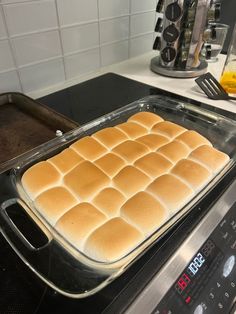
[176,273,191,292]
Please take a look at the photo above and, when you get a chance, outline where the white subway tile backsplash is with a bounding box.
[0,70,21,92]
[64,48,100,79]
[0,40,15,72]
[0,9,7,39]
[19,58,65,93]
[0,0,155,93]
[3,0,58,36]
[130,33,154,57]
[101,40,128,67]
[98,0,129,19]
[100,16,129,45]
[12,31,61,66]
[61,23,99,55]
[130,11,156,37]
[131,0,156,14]
[57,0,98,27]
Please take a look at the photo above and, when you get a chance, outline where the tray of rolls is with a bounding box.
[1,95,235,297]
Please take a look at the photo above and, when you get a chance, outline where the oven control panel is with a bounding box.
[154,204,236,314]
[125,179,236,314]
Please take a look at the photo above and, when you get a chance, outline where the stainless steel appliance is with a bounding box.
[151,0,221,77]
[123,179,236,314]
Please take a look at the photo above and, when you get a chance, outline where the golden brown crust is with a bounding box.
[115,122,148,138]
[64,161,110,200]
[151,121,186,138]
[84,217,143,262]
[55,203,107,250]
[92,187,125,217]
[171,159,211,190]
[22,161,61,199]
[157,140,190,163]
[70,136,107,161]
[147,174,193,211]
[128,112,163,128]
[175,130,212,150]
[48,148,84,174]
[92,127,128,148]
[120,192,167,235]
[134,152,173,178]
[136,134,170,150]
[189,145,229,173]
[112,140,149,163]
[113,166,151,196]
[95,153,126,177]
[35,187,77,225]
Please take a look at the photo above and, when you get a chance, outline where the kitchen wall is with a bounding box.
[0,0,158,94]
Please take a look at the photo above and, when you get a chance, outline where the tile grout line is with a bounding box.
[97,0,102,68]
[128,0,131,59]
[54,0,67,81]
[2,0,41,5]
[0,4,24,92]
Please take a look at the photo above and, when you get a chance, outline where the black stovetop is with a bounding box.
[0,73,235,314]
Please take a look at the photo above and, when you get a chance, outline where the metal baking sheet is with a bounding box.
[0,92,78,173]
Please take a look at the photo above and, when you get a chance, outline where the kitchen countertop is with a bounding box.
[28,51,236,115]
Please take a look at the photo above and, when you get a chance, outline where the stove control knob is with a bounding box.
[165,2,182,22]
[223,255,235,278]
[194,304,203,314]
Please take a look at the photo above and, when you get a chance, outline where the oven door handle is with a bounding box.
[0,198,51,252]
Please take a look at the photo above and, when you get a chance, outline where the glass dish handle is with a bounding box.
[0,198,51,251]
[178,102,219,122]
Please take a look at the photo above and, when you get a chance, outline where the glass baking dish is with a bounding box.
[0,95,236,298]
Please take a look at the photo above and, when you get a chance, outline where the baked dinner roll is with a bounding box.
[189,145,230,174]
[70,136,107,161]
[95,153,125,177]
[84,217,143,262]
[175,130,212,150]
[112,140,149,163]
[22,161,61,199]
[35,187,77,225]
[128,112,163,128]
[134,152,173,178]
[120,191,167,235]
[136,134,170,151]
[64,161,110,200]
[151,121,186,138]
[171,159,211,191]
[147,174,193,211]
[113,166,151,196]
[92,127,128,148]
[115,122,148,139]
[55,203,107,250]
[92,187,125,217]
[157,140,190,163]
[48,148,84,174]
